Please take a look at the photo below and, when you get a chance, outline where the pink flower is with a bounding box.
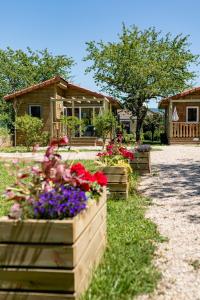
[59,136,68,146]
[9,203,22,219]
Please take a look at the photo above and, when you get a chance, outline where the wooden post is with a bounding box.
[169,99,173,138]
[50,99,54,139]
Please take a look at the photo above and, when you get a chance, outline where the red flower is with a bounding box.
[59,136,69,146]
[50,136,68,147]
[94,171,107,186]
[70,163,86,176]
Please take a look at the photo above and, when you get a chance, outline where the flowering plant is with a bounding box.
[97,140,134,166]
[5,137,107,219]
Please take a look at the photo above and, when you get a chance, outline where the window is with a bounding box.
[186,107,199,123]
[29,105,41,118]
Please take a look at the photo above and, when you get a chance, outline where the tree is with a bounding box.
[143,112,163,141]
[84,25,199,141]
[15,115,48,150]
[61,116,84,145]
[0,47,74,129]
[93,112,117,148]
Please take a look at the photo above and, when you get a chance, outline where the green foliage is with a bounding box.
[85,24,199,141]
[15,114,44,150]
[0,127,10,147]
[0,47,74,129]
[123,133,135,144]
[143,113,163,141]
[93,112,117,147]
[61,116,84,142]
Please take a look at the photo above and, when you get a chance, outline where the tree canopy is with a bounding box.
[84,25,199,140]
[0,47,74,128]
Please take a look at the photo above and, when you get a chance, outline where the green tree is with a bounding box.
[15,115,47,150]
[84,25,199,141]
[0,47,74,129]
[143,112,163,141]
[93,112,117,148]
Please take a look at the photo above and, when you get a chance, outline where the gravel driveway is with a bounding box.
[138,145,200,300]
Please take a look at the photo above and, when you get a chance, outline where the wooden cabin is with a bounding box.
[159,87,200,144]
[4,76,121,146]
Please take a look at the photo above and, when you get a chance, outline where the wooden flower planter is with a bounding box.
[102,166,128,200]
[130,151,151,174]
[0,191,107,300]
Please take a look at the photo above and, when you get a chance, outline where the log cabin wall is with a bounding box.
[172,101,200,122]
[15,86,54,145]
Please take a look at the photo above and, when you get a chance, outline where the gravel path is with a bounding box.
[138,145,200,300]
[0,151,98,161]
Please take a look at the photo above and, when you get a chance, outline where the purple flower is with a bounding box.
[33,185,88,219]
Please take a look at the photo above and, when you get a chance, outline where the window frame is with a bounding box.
[28,105,42,119]
[186,106,199,123]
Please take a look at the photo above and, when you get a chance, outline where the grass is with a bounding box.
[83,193,161,300]
[0,146,101,153]
[0,160,161,299]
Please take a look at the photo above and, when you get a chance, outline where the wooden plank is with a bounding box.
[0,204,106,268]
[0,190,106,244]
[106,174,127,183]
[0,237,106,300]
[130,163,149,170]
[0,223,106,293]
[101,166,126,175]
[0,292,76,300]
[108,183,128,192]
[134,157,149,163]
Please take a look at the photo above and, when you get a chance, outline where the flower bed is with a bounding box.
[97,141,133,199]
[130,145,151,174]
[101,166,128,199]
[0,137,107,299]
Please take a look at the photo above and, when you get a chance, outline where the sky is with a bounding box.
[1,0,200,108]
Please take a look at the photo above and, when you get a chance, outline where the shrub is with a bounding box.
[94,112,117,148]
[143,131,152,141]
[61,116,84,143]
[0,127,10,147]
[15,114,44,150]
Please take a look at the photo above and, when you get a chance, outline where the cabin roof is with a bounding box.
[159,86,200,108]
[3,76,122,108]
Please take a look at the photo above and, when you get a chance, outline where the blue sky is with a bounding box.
[1,0,200,107]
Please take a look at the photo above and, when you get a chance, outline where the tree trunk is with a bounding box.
[152,130,154,141]
[136,119,143,142]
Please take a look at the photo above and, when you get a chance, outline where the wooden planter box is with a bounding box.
[0,191,107,300]
[130,151,151,174]
[102,166,128,199]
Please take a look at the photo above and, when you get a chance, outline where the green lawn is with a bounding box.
[0,160,161,299]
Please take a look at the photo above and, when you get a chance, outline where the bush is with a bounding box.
[0,127,10,147]
[143,131,152,141]
[15,114,44,150]
[94,112,117,148]
[123,133,135,144]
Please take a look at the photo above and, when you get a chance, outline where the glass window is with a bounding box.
[187,107,199,122]
[29,105,41,118]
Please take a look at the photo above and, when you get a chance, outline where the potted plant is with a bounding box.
[130,144,151,174]
[0,137,107,300]
[97,141,134,199]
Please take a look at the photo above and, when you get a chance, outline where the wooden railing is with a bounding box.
[172,122,200,138]
[53,122,66,138]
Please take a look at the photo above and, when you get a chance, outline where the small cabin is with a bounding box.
[159,87,200,144]
[4,76,121,146]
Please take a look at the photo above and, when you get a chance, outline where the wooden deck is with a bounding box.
[169,122,200,144]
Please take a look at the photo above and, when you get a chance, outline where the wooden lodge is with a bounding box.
[159,87,200,144]
[4,76,121,146]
